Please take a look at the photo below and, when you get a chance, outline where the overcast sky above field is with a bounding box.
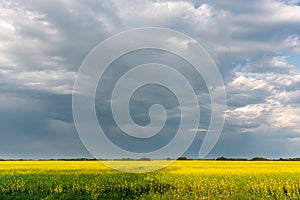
[0,0,300,159]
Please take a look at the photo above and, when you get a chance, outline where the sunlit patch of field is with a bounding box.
[0,160,300,199]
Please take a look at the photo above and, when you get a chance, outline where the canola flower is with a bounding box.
[0,160,300,199]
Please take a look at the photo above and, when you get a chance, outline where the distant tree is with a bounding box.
[216,156,228,160]
[166,157,172,160]
[138,157,151,161]
[177,156,188,160]
[251,157,268,161]
[120,158,133,161]
[216,156,248,161]
[279,158,300,161]
[291,158,300,161]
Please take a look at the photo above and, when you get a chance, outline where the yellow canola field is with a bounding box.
[0,160,300,199]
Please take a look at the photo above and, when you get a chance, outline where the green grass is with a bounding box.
[0,161,300,199]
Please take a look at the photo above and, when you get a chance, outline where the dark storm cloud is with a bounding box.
[0,0,299,158]
[0,91,90,159]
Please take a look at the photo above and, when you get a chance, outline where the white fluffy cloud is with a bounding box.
[226,58,300,137]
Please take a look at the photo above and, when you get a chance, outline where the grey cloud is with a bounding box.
[1,0,122,71]
[0,0,300,158]
[0,91,90,159]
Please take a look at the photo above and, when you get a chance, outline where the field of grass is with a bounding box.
[0,160,300,199]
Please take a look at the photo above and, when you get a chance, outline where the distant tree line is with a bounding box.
[175,156,300,161]
[215,156,248,161]
[115,157,151,161]
[215,156,300,161]
[1,157,300,161]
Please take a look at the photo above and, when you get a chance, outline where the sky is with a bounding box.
[0,0,300,159]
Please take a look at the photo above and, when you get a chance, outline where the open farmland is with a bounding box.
[0,160,300,199]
